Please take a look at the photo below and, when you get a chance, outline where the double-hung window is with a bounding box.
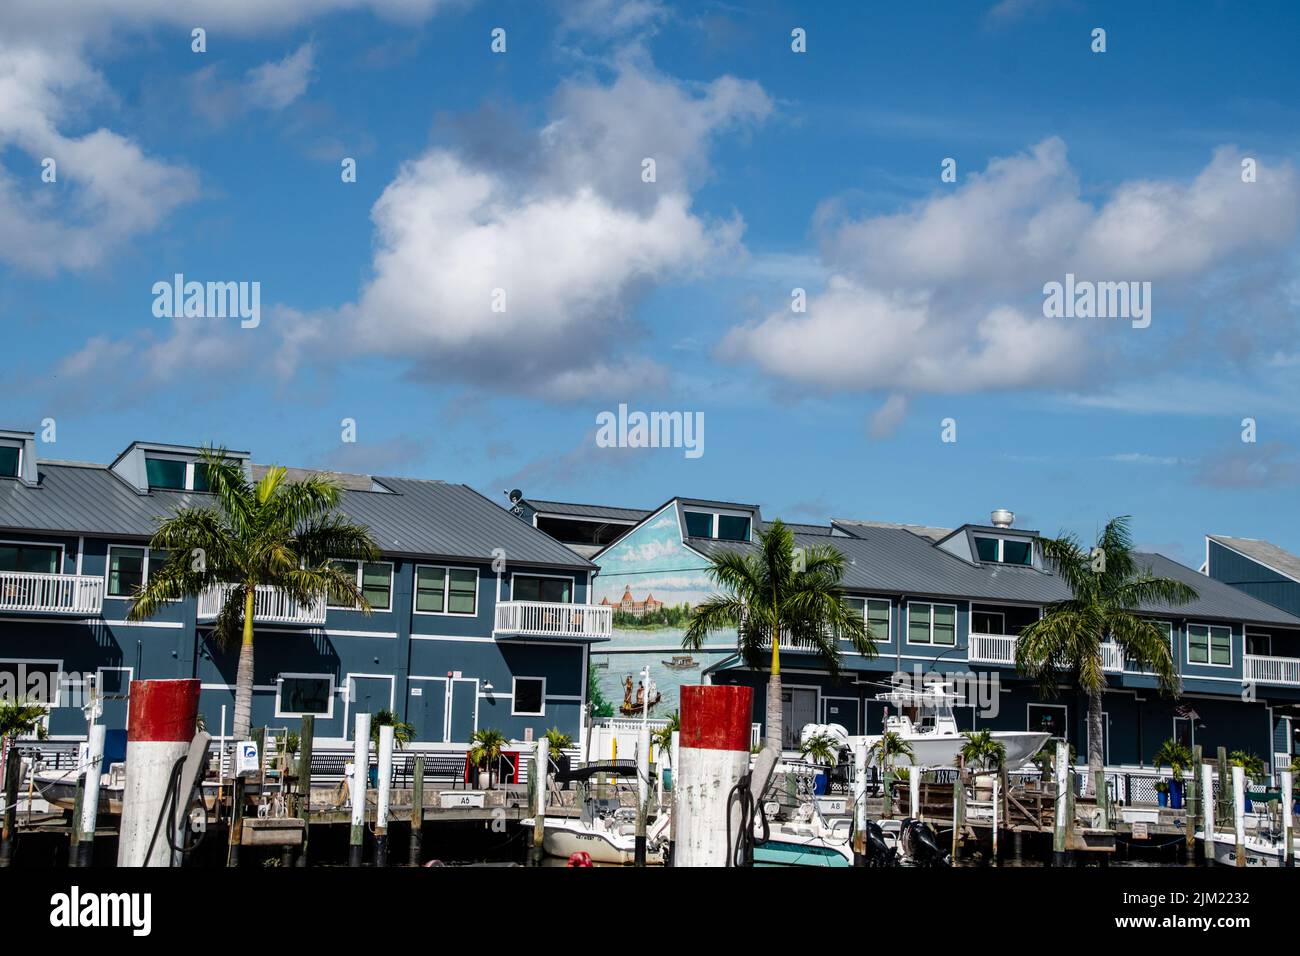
[907,602,956,646]
[1187,623,1231,666]
[328,559,393,610]
[415,565,478,615]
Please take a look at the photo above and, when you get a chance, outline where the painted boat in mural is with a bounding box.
[660,655,697,670]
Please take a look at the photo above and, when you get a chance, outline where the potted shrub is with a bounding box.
[470,728,508,789]
[1229,750,1267,812]
[544,727,573,776]
[959,730,1007,797]
[368,709,414,787]
[1153,738,1192,810]
[1030,739,1075,789]
[800,731,840,795]
[1154,779,1170,808]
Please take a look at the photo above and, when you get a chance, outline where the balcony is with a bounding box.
[1243,654,1300,687]
[493,600,612,640]
[0,571,104,615]
[968,633,1017,665]
[1101,643,1125,673]
[197,584,326,626]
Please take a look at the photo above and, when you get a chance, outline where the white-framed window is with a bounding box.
[511,676,546,716]
[973,535,1034,566]
[906,601,956,646]
[0,658,64,710]
[327,559,394,611]
[105,545,172,598]
[971,609,1006,635]
[275,673,335,718]
[844,596,891,641]
[413,565,478,616]
[0,540,64,575]
[0,441,22,479]
[144,455,214,492]
[511,573,574,604]
[1187,623,1232,667]
[682,509,752,541]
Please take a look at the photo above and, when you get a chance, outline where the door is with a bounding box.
[346,676,393,738]
[1087,710,1110,764]
[1174,716,1195,751]
[782,687,817,749]
[823,696,860,736]
[407,677,448,744]
[448,678,479,743]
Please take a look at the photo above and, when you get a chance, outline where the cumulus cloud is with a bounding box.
[722,139,1300,409]
[279,60,771,398]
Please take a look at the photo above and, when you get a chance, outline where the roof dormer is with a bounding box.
[110,441,252,494]
[0,429,39,486]
[678,498,760,542]
[936,510,1041,568]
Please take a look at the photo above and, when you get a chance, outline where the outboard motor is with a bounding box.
[900,818,950,867]
[860,819,897,867]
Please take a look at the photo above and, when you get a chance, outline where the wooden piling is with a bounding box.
[991,774,999,866]
[409,755,424,867]
[1052,740,1068,867]
[1186,745,1202,865]
[227,776,245,867]
[1216,746,1230,821]
[882,769,894,819]
[296,715,314,867]
[951,771,965,861]
[69,764,86,866]
[1280,769,1293,868]
[852,741,868,866]
[1093,769,1109,830]
[533,737,549,867]
[1231,765,1246,868]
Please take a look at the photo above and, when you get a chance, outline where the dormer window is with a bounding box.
[0,443,19,478]
[145,457,211,492]
[974,535,1033,566]
[683,510,751,541]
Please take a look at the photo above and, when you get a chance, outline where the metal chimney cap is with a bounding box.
[990,509,1015,528]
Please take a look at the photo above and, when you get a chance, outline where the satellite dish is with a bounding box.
[508,489,523,504]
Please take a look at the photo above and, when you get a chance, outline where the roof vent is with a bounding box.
[990,509,1015,529]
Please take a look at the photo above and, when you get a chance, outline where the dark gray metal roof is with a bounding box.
[0,463,591,569]
[1208,535,1300,584]
[524,498,650,523]
[690,523,1300,627]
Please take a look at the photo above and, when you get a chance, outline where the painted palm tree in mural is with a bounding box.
[682,519,877,755]
[1015,516,1196,787]
[128,448,379,738]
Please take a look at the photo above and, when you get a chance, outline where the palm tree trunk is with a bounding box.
[766,627,782,753]
[232,589,256,740]
[1087,683,1105,793]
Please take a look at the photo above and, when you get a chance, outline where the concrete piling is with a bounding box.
[75,723,107,868]
[852,740,868,866]
[374,724,393,866]
[674,684,753,867]
[635,723,650,867]
[1280,769,1293,868]
[1200,762,1215,865]
[532,736,548,866]
[349,712,370,868]
[1052,740,1068,867]
[117,679,200,867]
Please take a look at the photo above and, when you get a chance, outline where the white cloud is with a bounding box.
[722,139,1300,411]
[244,42,316,110]
[279,60,771,398]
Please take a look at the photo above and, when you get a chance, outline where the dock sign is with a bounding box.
[440,791,486,809]
[236,741,259,775]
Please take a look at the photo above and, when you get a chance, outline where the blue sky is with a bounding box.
[4,0,1300,566]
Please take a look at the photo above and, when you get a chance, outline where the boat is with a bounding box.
[1197,826,1300,867]
[851,684,1051,770]
[752,800,949,867]
[35,764,239,815]
[619,690,661,715]
[661,655,697,670]
[522,796,669,865]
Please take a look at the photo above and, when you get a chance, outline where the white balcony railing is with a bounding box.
[1244,654,1300,687]
[494,600,612,639]
[1101,643,1125,672]
[197,584,326,626]
[968,633,1017,665]
[0,571,104,615]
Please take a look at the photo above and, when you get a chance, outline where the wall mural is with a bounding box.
[590,502,736,717]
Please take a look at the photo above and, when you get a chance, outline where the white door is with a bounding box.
[782,688,817,749]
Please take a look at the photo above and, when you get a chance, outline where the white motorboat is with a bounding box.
[850,684,1051,770]
[523,797,668,865]
[1197,827,1300,867]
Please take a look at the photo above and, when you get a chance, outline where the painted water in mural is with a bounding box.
[590,502,735,716]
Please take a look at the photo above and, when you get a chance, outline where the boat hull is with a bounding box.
[531,822,665,865]
[856,731,1051,769]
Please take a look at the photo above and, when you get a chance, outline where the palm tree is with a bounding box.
[800,731,840,767]
[127,447,379,739]
[470,728,509,788]
[867,730,915,772]
[651,711,679,761]
[959,730,1007,773]
[0,700,46,742]
[371,709,415,749]
[683,519,877,758]
[1016,516,1197,788]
